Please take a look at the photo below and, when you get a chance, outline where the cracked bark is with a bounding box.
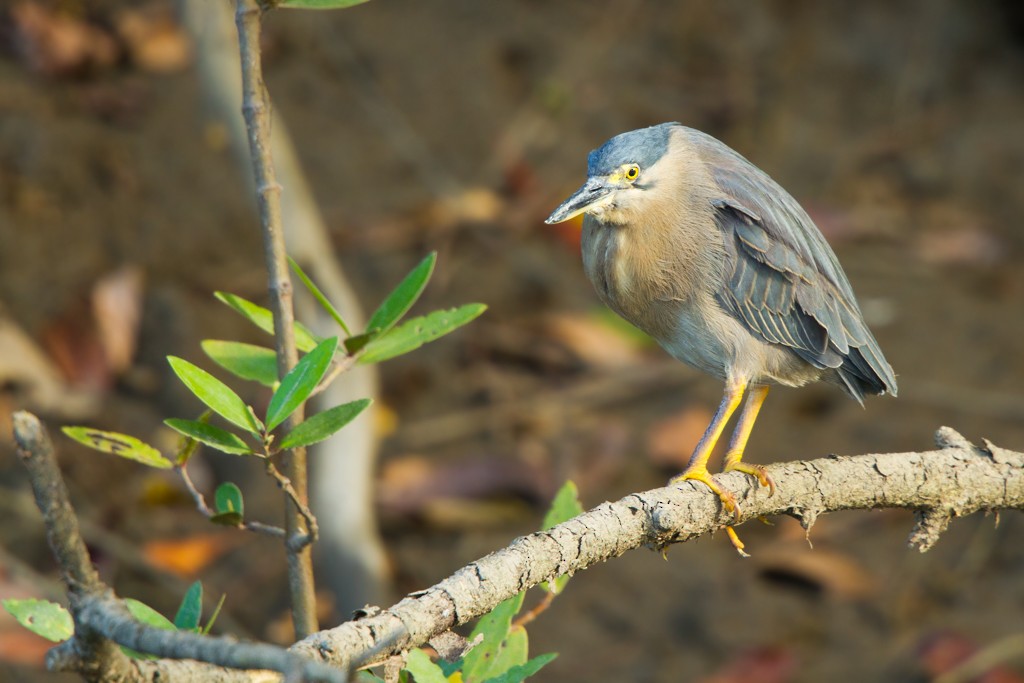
[14,411,1024,681]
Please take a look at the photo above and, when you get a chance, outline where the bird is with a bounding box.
[545,123,896,553]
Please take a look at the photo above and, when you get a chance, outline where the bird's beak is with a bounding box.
[545,176,614,224]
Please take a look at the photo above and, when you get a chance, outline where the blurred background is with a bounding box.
[2,0,1024,681]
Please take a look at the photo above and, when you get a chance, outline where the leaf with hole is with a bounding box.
[168,357,263,435]
[266,337,339,431]
[2,599,73,642]
[214,291,320,353]
[173,581,202,632]
[365,252,436,336]
[61,427,171,469]
[279,398,372,450]
[289,257,351,336]
[164,419,252,456]
[202,340,279,387]
[359,304,486,365]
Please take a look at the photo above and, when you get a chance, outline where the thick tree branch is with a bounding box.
[292,428,1024,670]
[14,411,1024,680]
[234,0,317,637]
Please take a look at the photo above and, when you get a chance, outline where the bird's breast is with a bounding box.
[581,218,686,342]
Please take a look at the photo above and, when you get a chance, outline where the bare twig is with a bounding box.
[310,355,359,400]
[234,0,317,637]
[512,590,555,629]
[266,459,320,548]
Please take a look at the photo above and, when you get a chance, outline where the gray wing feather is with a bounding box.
[689,129,897,398]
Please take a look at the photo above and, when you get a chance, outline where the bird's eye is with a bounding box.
[625,165,640,181]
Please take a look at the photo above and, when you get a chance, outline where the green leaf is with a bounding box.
[202,593,226,635]
[122,599,176,659]
[359,304,486,365]
[61,427,171,469]
[173,410,211,466]
[210,511,243,526]
[266,337,339,431]
[355,673,386,683]
[481,653,557,683]
[279,398,372,450]
[168,357,263,435]
[278,0,373,10]
[214,482,244,517]
[124,599,176,631]
[486,626,528,679]
[202,340,279,387]
[164,419,252,456]
[366,252,436,336]
[2,599,73,642]
[214,291,320,353]
[539,480,584,595]
[404,648,448,683]
[289,257,351,336]
[173,582,202,632]
[463,593,525,682]
[343,332,373,356]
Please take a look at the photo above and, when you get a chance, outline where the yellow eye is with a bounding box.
[625,165,640,181]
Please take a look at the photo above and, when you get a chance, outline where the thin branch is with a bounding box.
[178,463,287,538]
[234,0,317,637]
[511,590,555,629]
[310,355,358,400]
[12,411,137,682]
[266,459,320,548]
[290,428,1024,671]
[13,411,343,683]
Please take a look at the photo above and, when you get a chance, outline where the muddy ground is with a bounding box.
[2,0,1024,681]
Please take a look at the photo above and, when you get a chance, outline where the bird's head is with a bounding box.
[545,122,679,226]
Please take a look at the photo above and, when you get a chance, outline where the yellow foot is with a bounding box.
[723,461,776,496]
[725,527,750,558]
[669,466,740,522]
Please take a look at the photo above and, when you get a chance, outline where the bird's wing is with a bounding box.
[700,140,897,397]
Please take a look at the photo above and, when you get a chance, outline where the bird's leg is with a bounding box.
[721,384,775,495]
[670,378,746,520]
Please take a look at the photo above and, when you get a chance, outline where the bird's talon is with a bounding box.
[670,468,741,522]
[725,461,775,496]
[725,526,750,557]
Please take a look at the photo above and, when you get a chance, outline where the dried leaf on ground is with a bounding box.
[755,546,875,600]
[543,313,644,369]
[646,405,715,468]
[11,2,119,77]
[698,646,797,683]
[92,266,145,375]
[378,454,548,522]
[142,533,239,577]
[917,631,1024,683]
[114,6,191,73]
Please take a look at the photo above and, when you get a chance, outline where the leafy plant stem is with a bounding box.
[235,0,316,636]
